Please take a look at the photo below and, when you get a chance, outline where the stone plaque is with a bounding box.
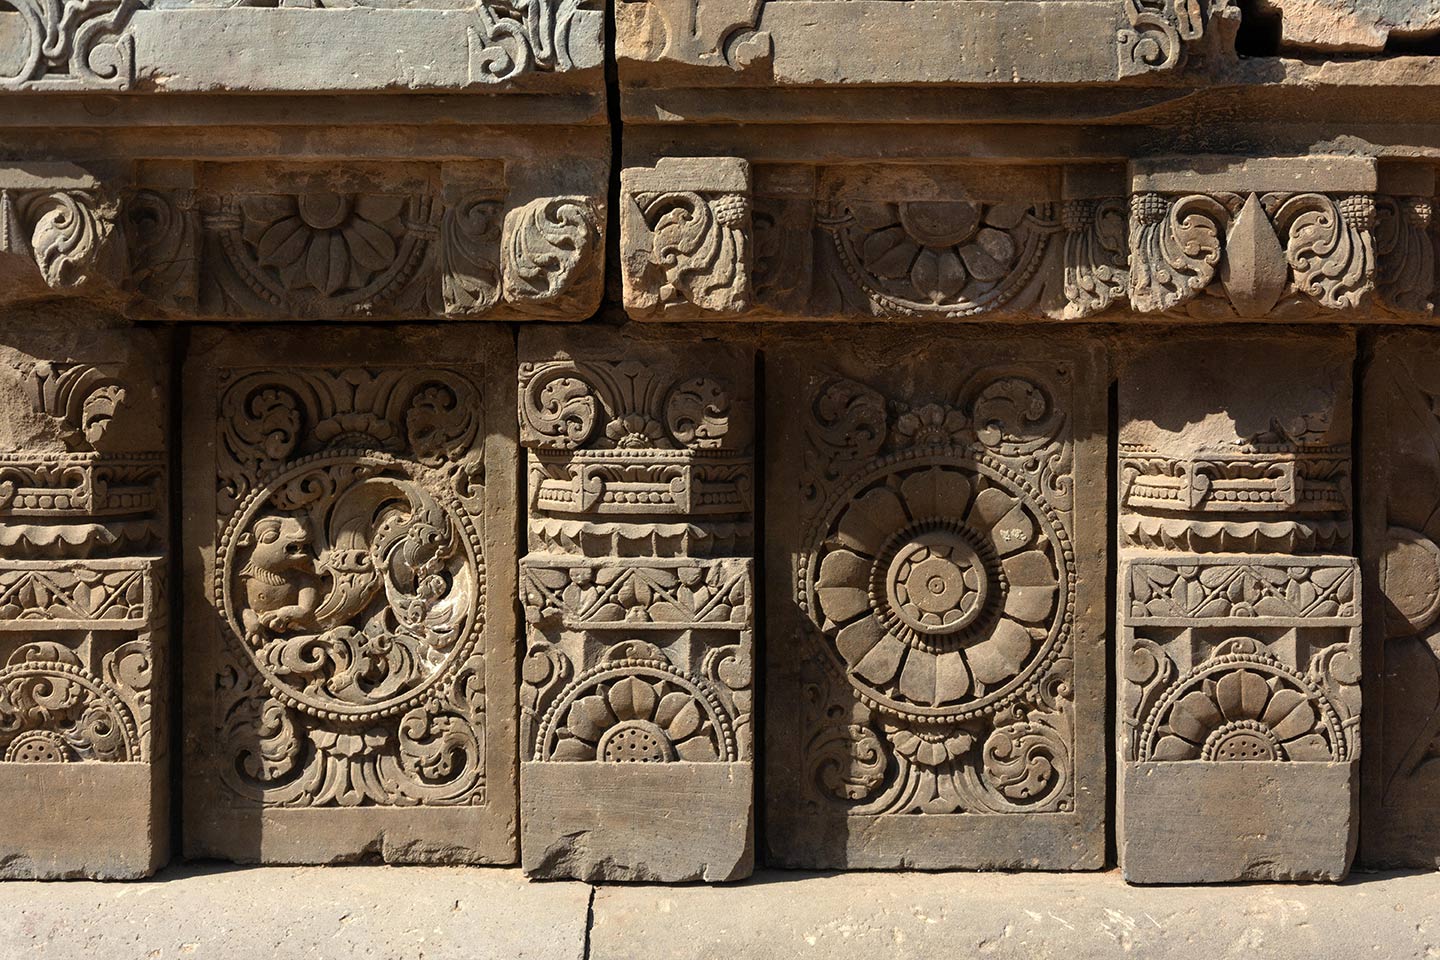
[1361,331,1440,868]
[764,331,1106,869]
[1117,333,1359,882]
[518,327,755,881]
[0,310,170,879]
[182,326,517,865]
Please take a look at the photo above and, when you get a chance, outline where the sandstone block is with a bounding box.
[518,327,755,882]
[764,330,1107,870]
[0,310,170,879]
[1117,334,1359,883]
[616,0,1226,85]
[1360,331,1440,868]
[2,4,603,93]
[181,326,517,865]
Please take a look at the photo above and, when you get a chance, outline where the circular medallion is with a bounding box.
[218,453,484,722]
[881,523,991,638]
[806,453,1072,722]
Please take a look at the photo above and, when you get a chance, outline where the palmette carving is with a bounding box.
[1376,196,1436,315]
[438,192,502,316]
[794,365,1077,816]
[212,365,490,808]
[125,188,200,314]
[1062,198,1129,318]
[519,355,752,556]
[1128,191,1376,318]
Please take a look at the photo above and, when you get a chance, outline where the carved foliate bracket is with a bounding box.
[1128,158,1380,320]
[621,158,754,319]
[619,157,1440,323]
[0,165,126,304]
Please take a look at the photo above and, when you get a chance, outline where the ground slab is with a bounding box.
[3,866,1440,959]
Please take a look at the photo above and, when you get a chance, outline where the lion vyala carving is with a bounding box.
[228,473,475,711]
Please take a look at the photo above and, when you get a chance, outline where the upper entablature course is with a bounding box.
[0,0,604,93]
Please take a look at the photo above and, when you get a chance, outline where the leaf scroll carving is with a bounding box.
[502,196,601,316]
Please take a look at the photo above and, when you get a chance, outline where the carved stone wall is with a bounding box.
[182,327,517,864]
[764,331,1106,869]
[518,326,754,881]
[1117,335,1361,882]
[0,307,169,879]
[4,0,1440,895]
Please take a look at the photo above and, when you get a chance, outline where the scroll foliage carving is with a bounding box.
[1061,198,1129,318]
[518,353,752,557]
[0,0,136,90]
[1128,190,1376,318]
[212,365,490,807]
[626,190,752,316]
[1376,196,1436,315]
[470,0,603,82]
[0,187,125,301]
[794,364,1077,816]
[502,196,601,316]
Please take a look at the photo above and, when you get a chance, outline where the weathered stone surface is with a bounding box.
[589,868,1440,960]
[0,2,604,93]
[0,159,610,322]
[1117,333,1360,883]
[0,865,593,960]
[182,325,517,865]
[0,308,170,879]
[518,325,755,882]
[1360,331,1440,869]
[615,156,1439,324]
[1257,0,1440,53]
[616,0,1230,86]
[764,329,1106,870]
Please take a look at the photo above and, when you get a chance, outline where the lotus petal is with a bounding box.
[900,467,971,520]
[967,617,1032,685]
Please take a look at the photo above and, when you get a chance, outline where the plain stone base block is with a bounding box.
[521,762,753,882]
[1121,761,1357,884]
[0,763,167,880]
[184,805,517,867]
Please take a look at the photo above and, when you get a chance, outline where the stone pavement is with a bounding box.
[1,865,1435,959]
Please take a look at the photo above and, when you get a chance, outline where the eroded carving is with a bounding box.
[621,159,753,318]
[502,196,602,316]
